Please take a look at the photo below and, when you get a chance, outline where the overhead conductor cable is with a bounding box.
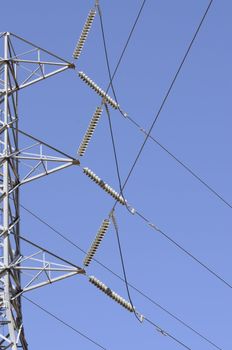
[89,276,134,312]
[83,219,110,267]
[78,71,119,109]
[78,106,103,156]
[73,8,96,60]
[83,167,126,205]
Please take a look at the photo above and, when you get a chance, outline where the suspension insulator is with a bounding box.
[83,167,126,205]
[83,219,110,267]
[73,8,96,60]
[78,71,119,109]
[89,276,134,312]
[77,106,103,157]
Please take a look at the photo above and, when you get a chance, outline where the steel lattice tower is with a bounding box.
[0,32,85,349]
[0,1,221,348]
[0,12,134,347]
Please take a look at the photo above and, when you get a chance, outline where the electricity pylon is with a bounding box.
[0,32,84,349]
[0,10,135,348]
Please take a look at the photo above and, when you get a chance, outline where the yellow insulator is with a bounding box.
[73,9,96,60]
[78,71,119,109]
[78,106,103,156]
[83,167,126,205]
[83,219,110,267]
[89,276,134,312]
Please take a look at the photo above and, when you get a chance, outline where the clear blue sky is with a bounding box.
[1,0,232,349]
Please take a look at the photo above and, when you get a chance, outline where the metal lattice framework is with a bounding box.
[0,6,141,347]
[0,28,131,349]
[0,1,217,348]
[0,32,85,349]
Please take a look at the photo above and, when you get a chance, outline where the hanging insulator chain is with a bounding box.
[78,71,119,109]
[83,219,110,267]
[83,167,126,205]
[89,276,134,312]
[73,8,96,60]
[78,106,103,156]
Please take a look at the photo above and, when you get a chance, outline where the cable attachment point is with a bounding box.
[119,108,128,118]
[148,222,159,231]
[156,327,167,336]
[72,159,80,165]
[140,127,147,135]
[128,206,136,215]
[135,311,144,323]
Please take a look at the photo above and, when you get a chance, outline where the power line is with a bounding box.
[25,266,192,350]
[23,296,107,350]
[98,1,141,324]
[97,0,226,344]
[110,209,141,322]
[12,194,198,348]
[98,8,139,321]
[74,0,146,97]
[97,0,232,299]
[128,281,223,350]
[115,0,214,198]
[123,118,232,211]
[134,210,232,289]
[98,0,225,342]
[71,1,223,346]
[97,0,217,226]
[98,0,216,213]
[87,272,193,350]
[20,226,192,350]
[110,208,198,350]
[20,203,87,255]
[97,0,230,303]
[144,317,192,350]
[18,1,222,349]
[99,19,224,350]
[58,0,225,346]
[104,104,137,318]
[20,203,223,350]
[103,0,147,96]
[98,0,151,325]
[104,104,124,193]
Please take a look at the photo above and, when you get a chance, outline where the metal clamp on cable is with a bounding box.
[128,205,136,215]
[119,108,128,118]
[156,327,167,336]
[148,222,158,230]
